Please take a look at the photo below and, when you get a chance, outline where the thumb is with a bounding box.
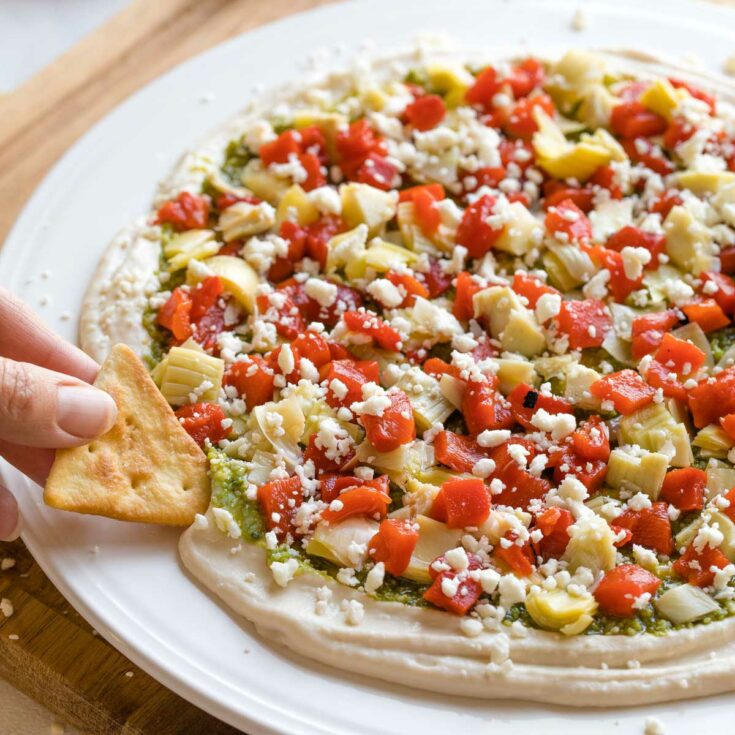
[0,357,117,449]
[0,484,19,541]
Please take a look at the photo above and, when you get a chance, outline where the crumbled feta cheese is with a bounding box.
[305,277,338,307]
[535,292,561,323]
[477,429,511,448]
[472,458,496,478]
[342,599,365,625]
[460,617,484,638]
[530,408,576,441]
[212,507,242,539]
[270,558,299,587]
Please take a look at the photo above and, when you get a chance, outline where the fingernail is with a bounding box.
[0,485,20,542]
[57,385,117,439]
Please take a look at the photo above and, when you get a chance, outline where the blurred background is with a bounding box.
[0,0,127,93]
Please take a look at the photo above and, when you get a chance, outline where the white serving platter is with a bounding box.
[2,1,735,732]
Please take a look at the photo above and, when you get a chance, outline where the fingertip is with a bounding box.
[56,385,118,440]
[0,484,20,542]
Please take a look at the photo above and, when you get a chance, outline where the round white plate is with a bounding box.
[2,0,735,732]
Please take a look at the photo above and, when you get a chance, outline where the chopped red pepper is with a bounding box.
[321,358,380,409]
[431,477,491,528]
[511,272,560,309]
[368,519,420,576]
[688,366,735,428]
[660,468,706,512]
[610,101,667,139]
[682,299,730,333]
[493,532,535,576]
[452,271,485,321]
[673,544,730,588]
[258,475,303,540]
[423,554,483,615]
[700,272,735,315]
[594,564,661,618]
[360,389,416,452]
[556,298,611,350]
[343,310,402,352]
[631,310,679,360]
[456,194,504,258]
[320,486,390,524]
[506,383,573,431]
[590,370,656,415]
[531,507,574,561]
[156,191,210,231]
[614,502,673,555]
[223,355,275,411]
[545,199,592,244]
[404,94,446,131]
[175,402,231,447]
[434,431,487,474]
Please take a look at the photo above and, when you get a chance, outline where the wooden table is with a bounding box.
[0,1,334,732]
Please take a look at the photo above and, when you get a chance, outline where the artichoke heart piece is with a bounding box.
[472,286,545,358]
[394,367,455,432]
[425,63,472,108]
[663,205,715,276]
[532,108,626,181]
[705,510,735,562]
[200,255,259,312]
[618,403,692,468]
[219,199,275,241]
[493,202,544,256]
[253,396,305,468]
[639,78,685,121]
[306,517,380,568]
[706,463,735,501]
[654,584,720,625]
[364,239,418,273]
[606,447,669,498]
[275,184,320,226]
[158,346,224,407]
[525,589,598,636]
[401,515,464,583]
[676,171,735,196]
[341,183,397,236]
[396,201,441,254]
[546,50,608,111]
[564,363,603,410]
[326,224,368,281]
[241,159,290,203]
[693,424,734,459]
[495,359,537,395]
[542,244,597,292]
[562,514,617,575]
[164,229,219,272]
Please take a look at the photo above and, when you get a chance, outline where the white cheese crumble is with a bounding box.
[212,507,242,539]
[477,429,511,448]
[305,277,338,307]
[270,558,299,588]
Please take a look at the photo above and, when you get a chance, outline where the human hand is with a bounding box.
[0,288,117,540]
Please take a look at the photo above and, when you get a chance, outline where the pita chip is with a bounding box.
[45,343,209,525]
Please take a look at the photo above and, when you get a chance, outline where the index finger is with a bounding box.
[0,287,99,384]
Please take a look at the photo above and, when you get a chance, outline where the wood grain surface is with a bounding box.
[0,1,335,732]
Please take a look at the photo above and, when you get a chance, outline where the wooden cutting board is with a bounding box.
[0,1,336,733]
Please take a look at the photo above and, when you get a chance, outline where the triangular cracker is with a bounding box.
[45,343,209,525]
